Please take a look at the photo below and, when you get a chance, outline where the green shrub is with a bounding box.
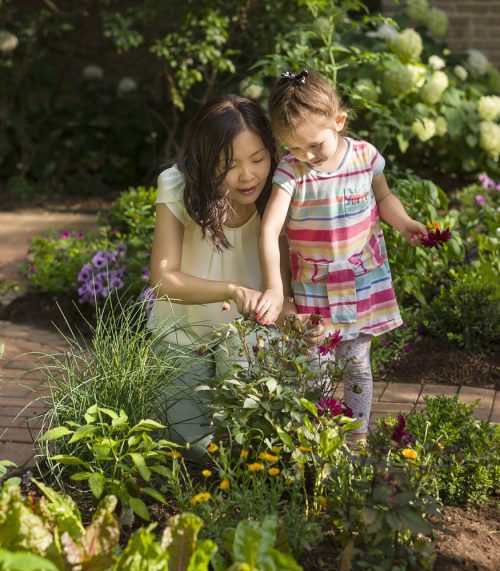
[423,264,500,349]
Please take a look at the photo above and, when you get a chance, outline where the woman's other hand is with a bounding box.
[231,284,263,319]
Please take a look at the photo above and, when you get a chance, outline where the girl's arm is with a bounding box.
[151,204,262,316]
[256,185,292,323]
[372,174,427,245]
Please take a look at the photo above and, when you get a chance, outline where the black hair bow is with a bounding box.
[279,69,308,85]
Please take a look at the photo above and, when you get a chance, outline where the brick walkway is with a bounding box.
[1,319,499,469]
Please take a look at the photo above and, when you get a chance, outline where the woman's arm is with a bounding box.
[372,174,427,245]
[151,204,261,315]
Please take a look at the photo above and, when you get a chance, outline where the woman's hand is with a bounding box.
[291,313,326,346]
[231,284,263,319]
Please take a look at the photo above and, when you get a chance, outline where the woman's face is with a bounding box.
[221,128,271,207]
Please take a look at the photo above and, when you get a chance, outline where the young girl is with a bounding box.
[150,94,322,454]
[256,70,427,440]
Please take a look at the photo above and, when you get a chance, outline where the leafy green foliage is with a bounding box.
[40,405,179,521]
[423,263,500,349]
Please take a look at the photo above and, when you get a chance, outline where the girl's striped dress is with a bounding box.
[273,137,402,340]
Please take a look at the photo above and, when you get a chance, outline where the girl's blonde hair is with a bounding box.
[268,69,348,139]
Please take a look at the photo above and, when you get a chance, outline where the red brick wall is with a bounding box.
[382,0,500,69]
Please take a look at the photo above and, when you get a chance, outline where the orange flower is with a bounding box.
[402,448,418,460]
[247,462,264,472]
[219,479,230,490]
[167,451,182,459]
[201,469,212,478]
[207,442,218,454]
[298,445,312,453]
[258,452,279,463]
[240,448,249,458]
[427,220,441,230]
[270,446,282,454]
[268,467,280,476]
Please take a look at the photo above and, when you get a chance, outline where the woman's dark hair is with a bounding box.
[178,94,278,250]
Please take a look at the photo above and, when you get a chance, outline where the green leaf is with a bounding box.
[398,509,431,533]
[88,472,105,499]
[243,396,260,409]
[70,471,91,481]
[68,424,97,443]
[40,426,73,441]
[129,496,150,521]
[129,453,151,481]
[188,539,218,571]
[276,429,294,449]
[97,407,119,419]
[162,513,204,566]
[300,398,318,418]
[141,487,167,504]
[150,465,174,478]
[48,455,87,466]
[0,549,59,571]
[266,378,278,393]
[129,419,166,433]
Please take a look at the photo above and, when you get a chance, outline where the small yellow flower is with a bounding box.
[402,448,418,460]
[247,462,264,472]
[298,445,312,453]
[190,492,212,505]
[427,220,441,230]
[258,452,279,463]
[168,451,182,459]
[318,496,327,508]
[240,448,249,458]
[285,478,294,485]
[201,469,212,478]
[219,479,230,490]
[270,446,282,454]
[268,467,280,476]
[207,442,218,454]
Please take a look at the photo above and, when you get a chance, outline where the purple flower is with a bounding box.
[391,414,412,445]
[139,286,155,317]
[76,231,84,238]
[318,330,343,356]
[77,264,93,283]
[402,344,412,352]
[475,194,486,205]
[28,265,36,274]
[59,231,70,239]
[317,398,353,418]
[420,227,452,249]
[78,282,94,304]
[478,173,496,190]
[92,251,108,269]
[140,266,150,280]
[401,323,409,330]
[380,338,389,346]
[116,243,126,254]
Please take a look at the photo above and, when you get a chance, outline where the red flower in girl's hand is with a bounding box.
[419,220,452,249]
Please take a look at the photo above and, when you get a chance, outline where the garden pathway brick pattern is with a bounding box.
[1,319,499,468]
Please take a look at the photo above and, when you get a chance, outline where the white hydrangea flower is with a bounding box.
[435,116,447,137]
[428,55,445,70]
[353,78,380,103]
[420,71,449,105]
[117,77,138,95]
[407,63,427,88]
[389,29,423,62]
[367,22,399,40]
[453,65,468,81]
[407,0,428,24]
[239,77,264,100]
[313,17,331,37]
[479,121,500,160]
[383,62,419,96]
[0,30,18,53]
[427,8,448,38]
[466,50,490,76]
[411,118,437,142]
[478,96,500,122]
[82,65,104,80]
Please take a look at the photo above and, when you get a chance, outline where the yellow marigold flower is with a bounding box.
[240,448,249,458]
[268,467,280,476]
[168,451,182,459]
[402,448,418,460]
[298,445,312,453]
[247,462,264,472]
[318,496,327,507]
[427,220,441,230]
[258,452,279,463]
[270,446,282,454]
[207,442,218,454]
[201,469,212,478]
[219,479,230,490]
[190,492,212,505]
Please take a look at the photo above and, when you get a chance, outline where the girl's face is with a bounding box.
[221,128,271,207]
[282,113,347,171]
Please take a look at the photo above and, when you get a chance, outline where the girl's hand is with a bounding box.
[255,289,284,325]
[232,285,263,319]
[292,313,326,346]
[400,219,428,246]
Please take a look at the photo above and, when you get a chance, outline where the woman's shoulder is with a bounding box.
[157,165,185,202]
